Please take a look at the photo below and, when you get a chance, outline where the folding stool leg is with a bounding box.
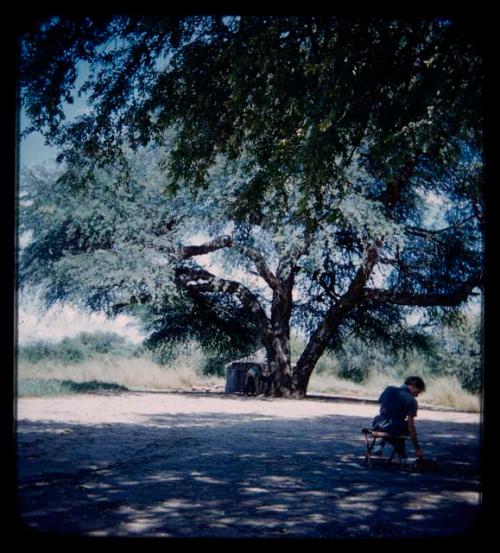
[387,447,396,464]
[387,438,405,465]
[364,433,377,468]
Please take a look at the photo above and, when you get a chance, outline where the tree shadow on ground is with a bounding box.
[16,402,483,539]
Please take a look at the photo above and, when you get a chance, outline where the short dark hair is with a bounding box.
[404,376,426,391]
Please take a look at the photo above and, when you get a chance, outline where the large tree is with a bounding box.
[19,16,484,396]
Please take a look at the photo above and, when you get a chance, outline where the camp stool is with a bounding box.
[362,428,409,468]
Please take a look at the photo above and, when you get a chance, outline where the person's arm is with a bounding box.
[407,415,424,458]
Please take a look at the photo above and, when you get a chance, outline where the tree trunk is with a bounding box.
[291,306,346,397]
[264,332,292,397]
[263,267,295,397]
[291,247,379,397]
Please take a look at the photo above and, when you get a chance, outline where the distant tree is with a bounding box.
[19,16,484,396]
[433,311,482,393]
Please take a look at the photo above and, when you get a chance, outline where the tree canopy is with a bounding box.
[19,16,484,396]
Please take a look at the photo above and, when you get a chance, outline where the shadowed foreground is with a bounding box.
[16,392,481,538]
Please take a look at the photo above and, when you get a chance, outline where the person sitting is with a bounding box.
[371,376,426,460]
[259,367,272,397]
[244,365,262,396]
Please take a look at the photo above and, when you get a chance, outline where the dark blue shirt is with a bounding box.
[379,385,418,419]
[371,385,418,435]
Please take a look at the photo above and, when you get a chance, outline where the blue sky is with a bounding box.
[20,127,57,168]
[20,59,91,168]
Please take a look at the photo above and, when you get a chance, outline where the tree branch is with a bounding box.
[235,245,280,290]
[178,235,233,259]
[293,244,380,380]
[178,235,280,290]
[292,157,419,389]
[406,215,477,237]
[378,255,427,281]
[404,216,478,245]
[362,271,483,307]
[315,273,340,301]
[175,265,271,331]
[111,293,152,314]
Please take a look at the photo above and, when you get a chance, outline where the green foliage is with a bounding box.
[433,313,482,393]
[20,17,484,253]
[202,356,230,378]
[20,17,483,193]
[335,338,395,383]
[143,292,262,365]
[19,150,180,314]
[20,17,484,303]
[19,16,484,389]
[18,331,141,365]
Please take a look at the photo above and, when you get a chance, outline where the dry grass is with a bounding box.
[18,349,480,412]
[17,347,225,394]
[422,376,481,413]
[308,372,395,399]
[308,372,480,412]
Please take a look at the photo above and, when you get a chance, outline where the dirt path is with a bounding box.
[16,392,482,538]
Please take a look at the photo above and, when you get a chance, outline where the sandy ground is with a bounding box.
[16,391,482,539]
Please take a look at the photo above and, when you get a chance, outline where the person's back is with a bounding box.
[371,376,426,459]
[374,385,418,435]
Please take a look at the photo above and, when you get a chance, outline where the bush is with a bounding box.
[438,320,482,393]
[18,331,141,365]
[334,337,397,383]
[202,356,227,377]
[18,340,53,363]
[58,337,86,363]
